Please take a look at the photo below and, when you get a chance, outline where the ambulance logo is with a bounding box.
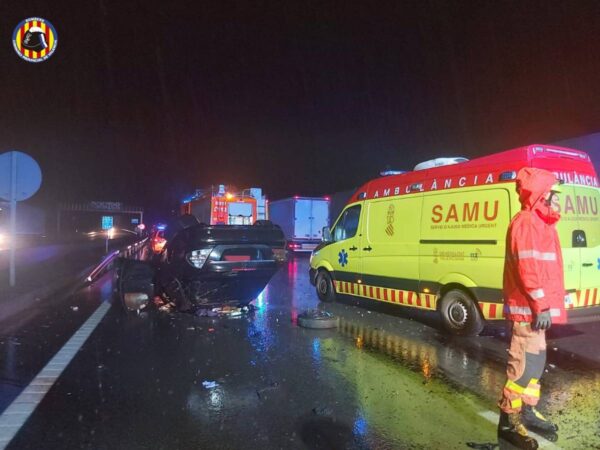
[338,250,349,267]
[385,204,395,236]
[12,18,58,63]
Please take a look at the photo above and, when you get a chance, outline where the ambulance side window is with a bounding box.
[333,205,361,242]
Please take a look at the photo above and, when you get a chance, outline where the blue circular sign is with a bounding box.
[0,151,42,201]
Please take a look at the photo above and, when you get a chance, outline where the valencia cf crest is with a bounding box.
[13,17,58,63]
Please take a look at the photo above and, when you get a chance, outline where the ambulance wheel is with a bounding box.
[315,270,336,303]
[439,289,484,336]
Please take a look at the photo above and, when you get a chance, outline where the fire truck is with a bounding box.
[181,185,268,225]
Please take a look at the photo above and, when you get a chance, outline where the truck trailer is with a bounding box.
[269,196,330,252]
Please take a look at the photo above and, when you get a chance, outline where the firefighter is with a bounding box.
[498,167,565,449]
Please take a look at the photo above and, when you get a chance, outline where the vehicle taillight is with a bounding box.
[152,238,167,253]
[287,242,302,250]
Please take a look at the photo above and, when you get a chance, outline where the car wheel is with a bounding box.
[298,310,339,329]
[315,270,336,303]
[439,289,484,336]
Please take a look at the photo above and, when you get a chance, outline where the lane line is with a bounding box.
[0,301,111,450]
[479,410,562,449]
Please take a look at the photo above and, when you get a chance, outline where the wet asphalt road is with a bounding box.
[1,257,600,449]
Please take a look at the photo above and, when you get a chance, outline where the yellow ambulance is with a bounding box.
[309,144,600,335]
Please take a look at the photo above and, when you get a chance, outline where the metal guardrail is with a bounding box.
[85,238,148,283]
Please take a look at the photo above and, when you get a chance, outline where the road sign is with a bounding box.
[0,151,42,201]
[0,151,42,287]
[102,216,114,230]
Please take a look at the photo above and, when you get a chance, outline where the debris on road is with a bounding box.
[196,305,253,318]
[256,381,280,399]
[466,443,498,450]
[70,306,79,312]
[196,308,218,317]
[311,405,333,416]
[158,303,175,313]
[202,380,219,389]
[297,310,338,329]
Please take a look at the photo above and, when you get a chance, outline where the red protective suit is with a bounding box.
[503,167,567,324]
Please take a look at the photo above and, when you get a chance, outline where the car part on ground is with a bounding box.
[297,309,339,329]
[114,258,155,312]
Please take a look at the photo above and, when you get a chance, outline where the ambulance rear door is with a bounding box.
[571,186,600,305]
[555,185,583,300]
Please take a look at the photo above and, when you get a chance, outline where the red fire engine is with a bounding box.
[181,185,268,225]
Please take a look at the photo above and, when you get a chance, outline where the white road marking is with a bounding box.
[0,301,111,449]
[479,410,562,449]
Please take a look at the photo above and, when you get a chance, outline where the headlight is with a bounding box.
[186,248,213,269]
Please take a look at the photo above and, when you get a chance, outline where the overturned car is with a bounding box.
[116,216,287,312]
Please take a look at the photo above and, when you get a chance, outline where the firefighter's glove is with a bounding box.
[533,310,552,330]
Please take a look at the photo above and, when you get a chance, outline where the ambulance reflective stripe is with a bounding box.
[528,288,545,300]
[332,280,438,310]
[479,302,504,320]
[509,305,532,315]
[564,288,600,309]
[517,250,557,261]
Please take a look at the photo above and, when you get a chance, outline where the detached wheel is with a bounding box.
[298,310,338,329]
[439,289,484,336]
[315,270,336,303]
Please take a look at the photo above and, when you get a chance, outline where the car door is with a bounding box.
[327,204,364,292]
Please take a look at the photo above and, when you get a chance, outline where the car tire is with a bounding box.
[439,289,484,336]
[315,270,336,303]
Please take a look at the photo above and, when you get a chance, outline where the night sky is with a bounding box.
[1,1,600,222]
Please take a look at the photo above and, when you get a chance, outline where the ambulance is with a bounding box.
[309,144,600,335]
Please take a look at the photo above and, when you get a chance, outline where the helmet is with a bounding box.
[22,27,48,52]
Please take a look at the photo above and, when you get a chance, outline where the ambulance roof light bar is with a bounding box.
[499,171,517,181]
[413,157,469,171]
[531,146,590,161]
[380,170,406,177]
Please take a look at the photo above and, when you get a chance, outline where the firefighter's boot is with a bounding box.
[497,411,538,450]
[521,405,558,433]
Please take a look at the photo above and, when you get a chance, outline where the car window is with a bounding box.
[333,205,361,242]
